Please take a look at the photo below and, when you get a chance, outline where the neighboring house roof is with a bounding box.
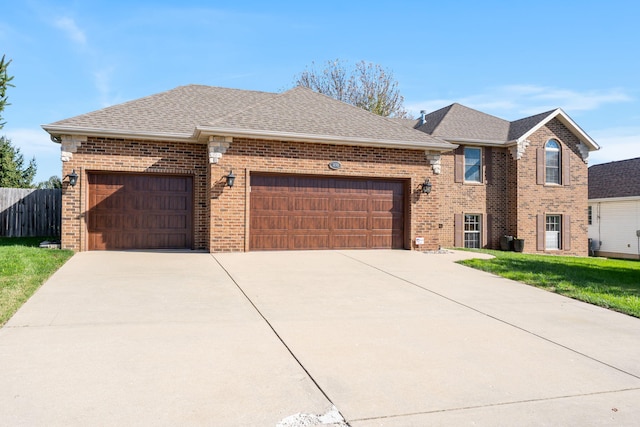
[589,157,640,199]
[397,103,599,152]
[43,85,454,151]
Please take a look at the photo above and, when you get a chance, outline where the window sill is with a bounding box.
[463,181,484,186]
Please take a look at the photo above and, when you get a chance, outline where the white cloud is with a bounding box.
[53,16,87,46]
[407,85,633,119]
[589,126,640,165]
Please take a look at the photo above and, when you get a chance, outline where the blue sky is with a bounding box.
[2,0,639,182]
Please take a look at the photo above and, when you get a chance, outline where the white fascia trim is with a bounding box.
[41,125,195,143]
[195,126,456,151]
[516,109,600,151]
[589,196,640,203]
[443,137,508,146]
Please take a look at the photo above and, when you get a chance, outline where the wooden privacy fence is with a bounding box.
[0,188,62,237]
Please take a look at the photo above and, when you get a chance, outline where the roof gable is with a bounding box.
[589,157,640,199]
[513,108,599,151]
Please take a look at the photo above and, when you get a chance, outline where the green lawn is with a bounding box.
[458,249,640,318]
[0,237,74,326]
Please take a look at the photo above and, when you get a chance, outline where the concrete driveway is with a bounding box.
[1,250,639,426]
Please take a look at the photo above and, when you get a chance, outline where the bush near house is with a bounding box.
[0,237,73,326]
[458,249,640,318]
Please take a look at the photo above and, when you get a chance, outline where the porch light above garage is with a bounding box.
[419,178,432,194]
[65,170,79,187]
[225,170,236,187]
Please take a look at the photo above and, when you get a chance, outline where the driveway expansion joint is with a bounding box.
[211,254,349,426]
[348,387,640,423]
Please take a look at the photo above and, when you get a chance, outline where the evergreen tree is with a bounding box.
[0,55,37,188]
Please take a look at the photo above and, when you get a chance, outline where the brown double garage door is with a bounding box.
[88,173,193,250]
[87,173,405,251]
[250,174,406,250]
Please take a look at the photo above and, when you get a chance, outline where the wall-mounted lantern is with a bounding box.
[419,178,432,194]
[225,170,236,187]
[65,170,79,187]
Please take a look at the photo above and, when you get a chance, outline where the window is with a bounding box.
[588,206,592,225]
[464,147,482,182]
[464,214,481,248]
[546,215,561,250]
[545,140,561,184]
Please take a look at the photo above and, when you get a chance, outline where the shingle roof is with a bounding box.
[44,85,453,150]
[508,110,555,141]
[589,157,640,199]
[203,86,448,145]
[47,85,277,136]
[415,104,510,141]
[403,103,597,151]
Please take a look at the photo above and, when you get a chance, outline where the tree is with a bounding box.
[294,59,408,118]
[0,55,37,188]
[37,175,62,189]
[0,136,37,188]
[0,54,14,128]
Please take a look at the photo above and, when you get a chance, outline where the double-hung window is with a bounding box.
[464,147,482,183]
[545,214,561,250]
[545,140,561,184]
[464,214,481,248]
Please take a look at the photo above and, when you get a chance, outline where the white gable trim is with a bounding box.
[516,108,600,151]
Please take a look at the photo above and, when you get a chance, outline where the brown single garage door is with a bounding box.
[88,173,193,250]
[250,174,405,250]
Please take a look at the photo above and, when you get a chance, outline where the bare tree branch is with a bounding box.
[294,59,408,118]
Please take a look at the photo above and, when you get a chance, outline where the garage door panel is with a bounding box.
[290,177,331,192]
[371,198,403,213]
[292,197,330,211]
[252,195,289,211]
[252,234,289,250]
[251,215,288,231]
[333,216,368,230]
[250,174,405,251]
[291,234,330,249]
[291,215,329,230]
[334,178,368,191]
[333,197,367,212]
[332,233,368,249]
[88,173,193,250]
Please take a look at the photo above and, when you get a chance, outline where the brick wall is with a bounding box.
[515,118,589,256]
[211,137,439,252]
[60,137,209,251]
[437,118,588,256]
[438,146,509,249]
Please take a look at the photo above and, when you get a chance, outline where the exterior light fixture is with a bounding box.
[66,169,79,187]
[419,178,432,194]
[225,170,236,187]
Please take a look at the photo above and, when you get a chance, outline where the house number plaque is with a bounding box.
[328,161,342,170]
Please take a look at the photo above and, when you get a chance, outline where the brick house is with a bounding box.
[42,85,598,255]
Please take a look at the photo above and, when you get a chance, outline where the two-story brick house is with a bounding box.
[42,85,598,255]
[399,103,598,255]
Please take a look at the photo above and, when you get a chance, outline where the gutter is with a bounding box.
[42,124,457,152]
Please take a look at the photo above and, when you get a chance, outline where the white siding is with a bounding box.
[588,198,640,257]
